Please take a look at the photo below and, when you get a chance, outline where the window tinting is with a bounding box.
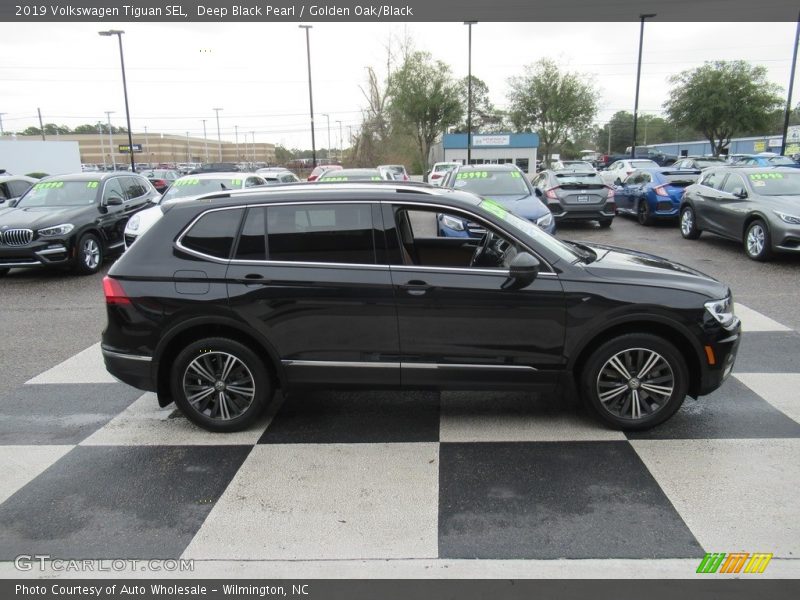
[122,176,148,200]
[700,171,726,189]
[235,207,267,261]
[267,204,375,264]
[182,208,244,259]
[721,174,745,194]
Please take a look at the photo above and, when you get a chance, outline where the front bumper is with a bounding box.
[697,320,741,396]
[0,240,73,269]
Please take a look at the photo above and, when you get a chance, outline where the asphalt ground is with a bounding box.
[1,214,798,396]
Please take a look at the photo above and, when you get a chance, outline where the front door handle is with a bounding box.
[400,280,430,296]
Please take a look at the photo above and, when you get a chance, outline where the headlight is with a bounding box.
[440,213,465,231]
[37,224,74,237]
[126,214,140,232]
[704,296,738,330]
[535,213,553,228]
[774,210,800,225]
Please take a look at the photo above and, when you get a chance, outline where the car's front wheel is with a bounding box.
[744,219,773,262]
[637,200,653,226]
[73,232,103,275]
[170,337,271,432]
[580,333,689,430]
[680,206,701,239]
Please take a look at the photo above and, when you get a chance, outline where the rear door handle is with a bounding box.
[400,280,431,296]
[242,273,269,286]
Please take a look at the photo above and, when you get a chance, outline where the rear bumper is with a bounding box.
[550,202,616,221]
[102,346,156,391]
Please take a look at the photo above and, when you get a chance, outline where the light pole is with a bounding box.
[143,125,149,166]
[99,30,136,172]
[299,24,317,168]
[464,21,477,165]
[186,132,190,162]
[0,112,5,136]
[97,123,105,168]
[781,9,800,156]
[631,14,656,159]
[202,119,209,162]
[251,131,256,162]
[213,108,223,161]
[322,113,331,161]
[105,110,116,170]
[336,120,343,162]
[234,125,239,162]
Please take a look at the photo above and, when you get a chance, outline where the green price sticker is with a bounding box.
[230,179,241,185]
[34,181,64,189]
[749,172,784,180]
[480,198,507,219]
[510,172,521,178]
[86,181,99,189]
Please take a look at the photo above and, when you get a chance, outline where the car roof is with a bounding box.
[0,175,38,183]
[39,172,140,182]
[177,172,257,179]
[320,168,380,176]
[453,164,518,172]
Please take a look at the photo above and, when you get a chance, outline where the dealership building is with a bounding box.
[430,133,539,175]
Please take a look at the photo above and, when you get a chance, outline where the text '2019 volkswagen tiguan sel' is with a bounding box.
[102,182,740,432]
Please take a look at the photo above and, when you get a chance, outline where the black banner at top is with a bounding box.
[2,0,799,22]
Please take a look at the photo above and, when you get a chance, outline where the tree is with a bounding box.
[454,76,506,134]
[664,61,783,156]
[507,58,598,163]
[354,66,393,166]
[388,51,463,171]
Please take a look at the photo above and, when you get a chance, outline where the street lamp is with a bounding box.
[299,24,317,168]
[234,125,239,161]
[780,9,800,156]
[213,108,223,161]
[0,113,5,136]
[105,110,116,170]
[631,14,656,159]
[322,113,331,162]
[202,119,209,162]
[464,21,478,165]
[99,30,136,172]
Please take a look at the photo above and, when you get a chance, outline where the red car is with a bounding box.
[307,164,343,182]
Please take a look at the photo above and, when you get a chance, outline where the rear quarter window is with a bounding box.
[181,208,244,259]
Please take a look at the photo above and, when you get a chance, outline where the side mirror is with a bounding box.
[732,187,747,199]
[7,198,19,208]
[502,252,540,290]
[534,187,543,198]
[105,196,124,206]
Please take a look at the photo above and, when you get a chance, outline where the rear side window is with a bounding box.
[267,203,375,264]
[235,207,267,261]
[182,208,244,259]
[700,171,725,189]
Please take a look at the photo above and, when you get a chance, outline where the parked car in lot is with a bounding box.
[189,163,241,174]
[615,168,701,225]
[317,168,392,182]
[123,172,266,247]
[550,160,596,172]
[600,159,660,186]
[737,155,800,168]
[680,167,800,261]
[440,164,554,235]
[378,164,410,181]
[142,169,180,193]
[306,164,342,182]
[531,169,616,227]
[671,156,727,170]
[0,174,38,206]
[425,161,460,186]
[102,181,740,433]
[0,172,157,276]
[255,169,300,184]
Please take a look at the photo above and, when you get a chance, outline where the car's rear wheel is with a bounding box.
[680,206,701,239]
[73,232,103,275]
[637,200,653,226]
[744,219,773,262]
[598,218,612,228]
[580,333,688,430]
[170,337,271,432]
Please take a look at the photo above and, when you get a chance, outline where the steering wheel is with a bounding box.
[470,231,496,267]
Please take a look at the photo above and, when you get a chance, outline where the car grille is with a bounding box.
[1,228,34,246]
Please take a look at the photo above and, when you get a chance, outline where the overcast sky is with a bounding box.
[0,21,797,149]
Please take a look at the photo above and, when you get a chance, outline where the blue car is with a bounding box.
[615,168,701,225]
[438,164,555,236]
[738,155,800,168]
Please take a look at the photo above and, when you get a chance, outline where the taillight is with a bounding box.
[654,185,669,197]
[431,173,442,180]
[103,276,131,305]
[403,174,409,181]
[154,179,166,188]
[545,187,560,200]
[626,170,633,176]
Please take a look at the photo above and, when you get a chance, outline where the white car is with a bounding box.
[124,172,266,248]
[426,162,460,186]
[600,159,659,186]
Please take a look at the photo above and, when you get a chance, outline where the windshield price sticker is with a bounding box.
[86,182,99,189]
[457,171,490,179]
[480,198,508,219]
[510,172,522,178]
[33,182,64,189]
[749,172,784,180]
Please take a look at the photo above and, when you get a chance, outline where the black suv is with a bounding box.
[102,182,740,432]
[0,172,158,276]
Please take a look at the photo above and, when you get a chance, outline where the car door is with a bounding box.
[382,202,566,390]
[693,170,729,235]
[225,201,401,388]
[617,172,639,212]
[716,172,751,235]
[97,177,128,249]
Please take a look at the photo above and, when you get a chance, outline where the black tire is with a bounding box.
[170,337,271,432]
[580,333,689,431]
[637,200,653,226]
[0,268,9,278]
[73,232,103,275]
[679,205,701,239]
[744,219,773,262]
[598,219,613,228]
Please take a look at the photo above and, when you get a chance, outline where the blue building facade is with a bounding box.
[432,133,540,174]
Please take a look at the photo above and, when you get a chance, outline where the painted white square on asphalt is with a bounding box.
[734,373,800,425]
[439,391,626,442]
[80,393,275,446]
[0,445,73,505]
[631,439,800,557]
[25,343,118,385]
[735,304,792,332]
[183,443,439,560]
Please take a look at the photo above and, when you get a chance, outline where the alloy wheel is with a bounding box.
[680,209,693,236]
[746,224,765,257]
[83,238,101,269]
[182,351,256,420]
[595,347,675,420]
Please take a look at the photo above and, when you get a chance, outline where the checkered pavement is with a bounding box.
[0,303,798,578]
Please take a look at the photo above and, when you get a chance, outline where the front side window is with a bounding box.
[267,203,375,264]
[721,174,746,195]
[181,208,244,259]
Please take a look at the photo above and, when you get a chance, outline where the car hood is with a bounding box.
[578,242,728,299]
[483,194,549,219]
[760,194,800,212]
[0,205,95,230]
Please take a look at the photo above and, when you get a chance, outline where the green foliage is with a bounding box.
[664,60,783,155]
[388,50,463,170]
[454,76,507,134]
[507,58,598,162]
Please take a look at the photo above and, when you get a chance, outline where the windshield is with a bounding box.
[631,160,658,168]
[555,172,604,185]
[453,170,530,195]
[16,181,97,207]
[434,163,458,172]
[560,161,594,170]
[161,177,245,202]
[746,171,800,196]
[769,157,796,166]
[694,158,726,168]
[477,198,581,263]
